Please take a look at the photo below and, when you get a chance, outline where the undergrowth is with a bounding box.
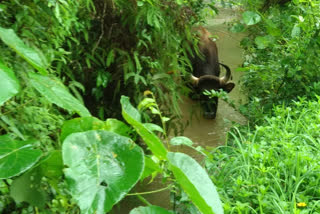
[207,97,320,213]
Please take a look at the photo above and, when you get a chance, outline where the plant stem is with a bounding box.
[136,195,152,206]
[3,179,10,187]
[127,184,172,196]
[152,93,170,149]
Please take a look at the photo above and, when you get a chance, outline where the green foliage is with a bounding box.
[0,0,225,212]
[63,130,145,214]
[242,11,261,25]
[28,72,91,117]
[60,116,105,141]
[54,95,223,213]
[67,0,218,120]
[0,0,96,212]
[130,205,174,214]
[0,27,48,75]
[168,152,223,214]
[206,97,320,213]
[237,0,320,123]
[0,136,42,179]
[9,153,63,209]
[0,62,19,105]
[203,89,236,108]
[121,96,168,159]
[122,96,223,214]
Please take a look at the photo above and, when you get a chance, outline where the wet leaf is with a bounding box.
[167,152,223,214]
[10,150,63,208]
[230,23,246,33]
[138,97,157,111]
[63,130,144,214]
[0,62,20,105]
[0,135,42,179]
[121,96,167,160]
[242,11,261,25]
[0,27,48,75]
[170,136,193,147]
[144,123,164,133]
[121,96,141,122]
[10,167,47,208]
[105,118,132,137]
[61,117,105,141]
[28,72,91,117]
[61,117,132,141]
[39,150,63,180]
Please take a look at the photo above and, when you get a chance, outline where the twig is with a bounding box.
[108,23,115,41]
[92,0,107,55]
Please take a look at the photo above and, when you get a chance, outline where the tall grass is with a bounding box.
[206,97,320,213]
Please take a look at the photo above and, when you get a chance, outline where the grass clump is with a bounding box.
[206,97,320,213]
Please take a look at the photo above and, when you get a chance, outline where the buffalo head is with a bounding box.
[190,63,235,119]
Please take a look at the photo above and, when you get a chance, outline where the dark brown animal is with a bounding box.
[189,27,235,119]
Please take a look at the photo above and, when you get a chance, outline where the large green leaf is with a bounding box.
[10,167,47,208]
[167,152,223,214]
[105,118,132,137]
[39,150,63,180]
[10,150,63,208]
[62,130,144,214]
[121,96,142,122]
[60,117,105,141]
[28,72,91,117]
[120,96,167,160]
[242,11,261,26]
[61,117,132,141]
[0,62,20,106]
[0,135,42,179]
[0,27,48,75]
[130,205,173,214]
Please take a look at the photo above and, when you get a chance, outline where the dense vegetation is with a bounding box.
[1,0,320,213]
[202,0,320,213]
[208,98,320,213]
[235,0,320,123]
[0,0,223,213]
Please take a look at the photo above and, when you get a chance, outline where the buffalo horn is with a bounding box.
[219,63,231,84]
[190,75,199,85]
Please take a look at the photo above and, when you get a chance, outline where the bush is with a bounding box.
[206,97,320,213]
[234,0,320,123]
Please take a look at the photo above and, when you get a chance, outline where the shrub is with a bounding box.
[233,0,320,123]
[206,97,320,213]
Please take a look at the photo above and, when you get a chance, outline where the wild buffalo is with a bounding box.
[189,27,235,119]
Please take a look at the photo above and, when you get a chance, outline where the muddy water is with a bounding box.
[114,7,247,214]
[179,7,247,153]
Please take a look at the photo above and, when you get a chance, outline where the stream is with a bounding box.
[179,7,247,151]
[113,6,247,214]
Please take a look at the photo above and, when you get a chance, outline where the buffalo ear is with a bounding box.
[223,82,235,93]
